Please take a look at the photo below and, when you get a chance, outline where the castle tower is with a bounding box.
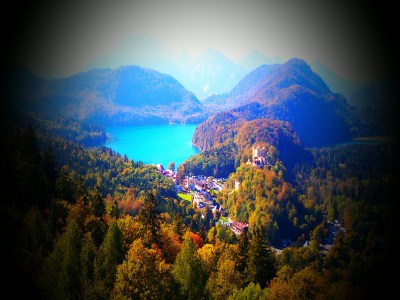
[252,144,268,168]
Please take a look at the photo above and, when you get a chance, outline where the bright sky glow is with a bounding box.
[12,0,393,82]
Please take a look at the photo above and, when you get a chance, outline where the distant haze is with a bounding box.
[6,0,398,84]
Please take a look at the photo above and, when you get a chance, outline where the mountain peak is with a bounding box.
[203,58,350,146]
[204,46,223,56]
[283,58,330,93]
[238,50,282,71]
[199,47,231,63]
[285,58,311,71]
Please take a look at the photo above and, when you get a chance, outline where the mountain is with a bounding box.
[82,36,248,100]
[237,49,282,72]
[204,58,334,108]
[83,35,180,78]
[200,58,353,147]
[9,65,207,126]
[174,48,247,100]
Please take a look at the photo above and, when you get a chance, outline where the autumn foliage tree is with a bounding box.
[206,246,243,299]
[113,238,176,299]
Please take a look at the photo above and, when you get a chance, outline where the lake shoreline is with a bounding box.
[103,124,200,169]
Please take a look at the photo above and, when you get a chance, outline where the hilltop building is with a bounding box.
[230,221,249,235]
[234,180,240,191]
[248,144,271,168]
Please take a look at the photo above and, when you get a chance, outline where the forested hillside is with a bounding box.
[202,59,355,147]
[184,106,306,179]
[7,65,207,126]
[2,113,398,299]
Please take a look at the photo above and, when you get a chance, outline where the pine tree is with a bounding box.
[74,176,89,203]
[81,233,97,300]
[203,204,214,230]
[109,199,120,219]
[39,220,83,299]
[94,221,124,299]
[245,226,276,288]
[139,192,161,246]
[172,214,185,237]
[172,235,207,299]
[237,228,250,274]
[89,185,105,218]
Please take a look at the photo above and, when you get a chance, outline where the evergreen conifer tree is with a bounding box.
[245,226,276,288]
[94,221,124,299]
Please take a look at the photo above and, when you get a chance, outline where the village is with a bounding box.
[155,144,274,236]
[156,162,248,234]
[155,144,345,254]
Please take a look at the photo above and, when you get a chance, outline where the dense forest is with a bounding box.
[2,106,399,299]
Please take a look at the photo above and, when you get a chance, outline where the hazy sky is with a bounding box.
[9,0,395,82]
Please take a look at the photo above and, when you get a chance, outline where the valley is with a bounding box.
[3,55,399,299]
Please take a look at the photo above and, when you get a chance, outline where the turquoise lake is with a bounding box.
[104,124,200,170]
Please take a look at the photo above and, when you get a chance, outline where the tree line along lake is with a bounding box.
[104,124,200,170]
[104,124,391,173]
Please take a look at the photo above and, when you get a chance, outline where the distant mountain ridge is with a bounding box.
[83,36,292,100]
[237,49,283,72]
[81,35,358,100]
[175,47,247,100]
[199,58,353,147]
[83,36,249,100]
[204,58,334,108]
[9,65,207,126]
[9,58,359,147]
